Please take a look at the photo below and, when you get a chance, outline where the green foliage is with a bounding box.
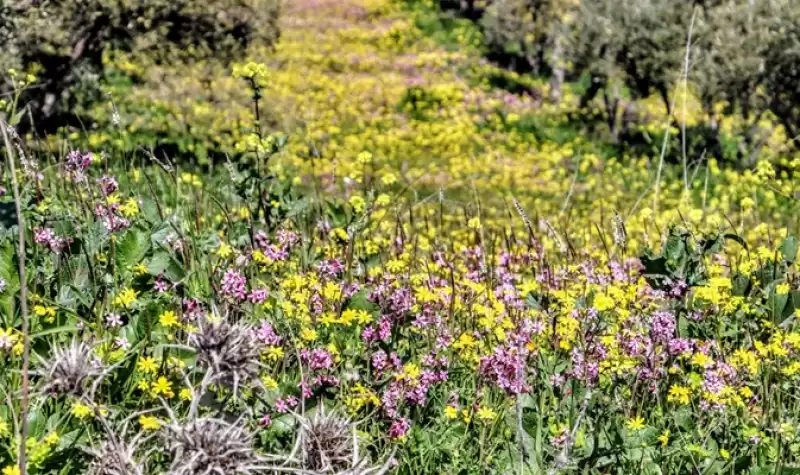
[575,0,691,106]
[640,227,724,290]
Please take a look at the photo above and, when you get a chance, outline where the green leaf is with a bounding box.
[31,325,79,339]
[116,228,150,271]
[700,236,722,254]
[141,198,161,223]
[664,233,686,263]
[147,251,185,282]
[8,108,25,127]
[525,293,541,310]
[780,236,798,264]
[641,255,669,276]
[731,274,751,297]
[768,291,789,324]
[0,241,19,322]
[346,287,376,311]
[285,197,310,218]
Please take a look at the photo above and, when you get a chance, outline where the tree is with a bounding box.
[572,0,695,141]
[690,0,797,163]
[762,3,800,144]
[480,0,541,72]
[0,0,280,129]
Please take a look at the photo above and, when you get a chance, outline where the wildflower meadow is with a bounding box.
[2,0,800,474]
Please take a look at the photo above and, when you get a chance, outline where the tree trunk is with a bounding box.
[709,114,724,161]
[620,100,638,139]
[604,83,621,143]
[658,85,671,118]
[579,76,603,110]
[549,24,565,104]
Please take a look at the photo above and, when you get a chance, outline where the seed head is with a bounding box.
[165,417,260,475]
[37,340,104,397]
[512,196,532,230]
[188,316,262,395]
[300,406,355,473]
[86,439,144,475]
[612,212,627,248]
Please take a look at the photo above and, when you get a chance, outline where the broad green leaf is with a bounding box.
[116,227,150,271]
[147,250,185,281]
[781,236,798,264]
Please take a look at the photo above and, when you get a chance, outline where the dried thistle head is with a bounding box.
[289,405,397,475]
[165,416,261,475]
[300,406,355,473]
[36,340,104,397]
[188,316,262,394]
[86,438,144,475]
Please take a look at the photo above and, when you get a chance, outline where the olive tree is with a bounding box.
[762,3,800,144]
[480,0,541,72]
[479,0,578,86]
[687,0,800,163]
[573,0,695,141]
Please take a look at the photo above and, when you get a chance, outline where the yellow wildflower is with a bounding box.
[300,327,318,342]
[159,310,180,327]
[137,356,159,374]
[114,288,139,308]
[476,406,497,421]
[138,416,161,431]
[667,385,691,405]
[70,401,94,419]
[657,430,669,447]
[179,388,193,401]
[217,242,233,258]
[626,417,646,432]
[594,293,614,312]
[151,376,174,398]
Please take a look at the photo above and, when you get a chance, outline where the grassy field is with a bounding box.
[1,0,800,474]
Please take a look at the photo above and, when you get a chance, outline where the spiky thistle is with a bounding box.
[164,416,264,475]
[285,405,396,475]
[35,340,104,397]
[301,406,354,472]
[86,438,145,475]
[187,316,262,396]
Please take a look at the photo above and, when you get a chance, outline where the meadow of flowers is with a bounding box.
[2,0,800,474]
